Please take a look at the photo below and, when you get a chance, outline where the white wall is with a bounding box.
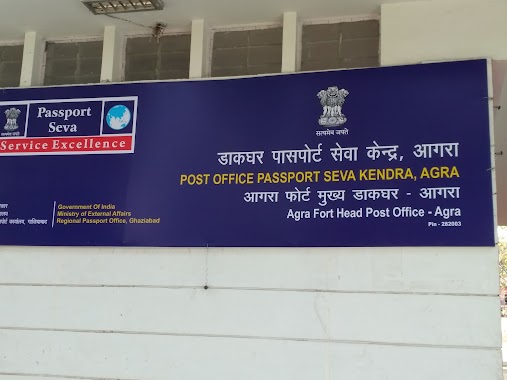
[0,1,504,379]
[380,0,507,66]
[0,247,502,380]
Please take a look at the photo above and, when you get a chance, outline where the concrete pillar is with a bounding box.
[100,25,122,82]
[189,19,209,78]
[19,31,43,87]
[281,11,298,73]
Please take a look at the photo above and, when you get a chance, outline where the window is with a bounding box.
[44,41,103,85]
[124,34,191,81]
[301,20,379,71]
[0,45,23,88]
[212,27,282,77]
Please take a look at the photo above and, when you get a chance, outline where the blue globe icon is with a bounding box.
[106,105,131,131]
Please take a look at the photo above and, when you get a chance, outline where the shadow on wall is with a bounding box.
[500,227,507,316]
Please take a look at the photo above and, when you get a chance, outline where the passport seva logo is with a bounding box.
[106,105,131,131]
[0,96,137,156]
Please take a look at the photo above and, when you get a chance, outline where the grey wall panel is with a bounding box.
[0,45,23,87]
[302,20,379,71]
[44,41,103,86]
[124,34,191,81]
[212,28,282,77]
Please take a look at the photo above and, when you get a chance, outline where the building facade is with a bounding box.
[0,0,506,379]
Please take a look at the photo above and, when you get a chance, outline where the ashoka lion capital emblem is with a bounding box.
[4,108,21,131]
[317,86,349,127]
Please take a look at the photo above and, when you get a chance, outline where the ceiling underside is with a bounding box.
[1,0,432,40]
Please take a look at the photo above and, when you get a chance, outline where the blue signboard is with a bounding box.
[0,59,495,247]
